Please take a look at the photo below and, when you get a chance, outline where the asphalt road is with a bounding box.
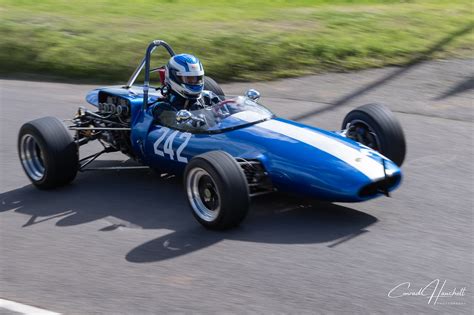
[1,58,473,314]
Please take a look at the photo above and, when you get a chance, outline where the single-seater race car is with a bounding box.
[18,40,406,230]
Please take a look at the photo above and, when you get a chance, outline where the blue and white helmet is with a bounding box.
[165,54,204,100]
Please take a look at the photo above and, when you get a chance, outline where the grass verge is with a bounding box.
[0,0,472,83]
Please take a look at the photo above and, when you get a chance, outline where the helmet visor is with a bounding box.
[179,75,203,85]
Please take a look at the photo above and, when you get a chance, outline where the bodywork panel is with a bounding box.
[87,87,402,202]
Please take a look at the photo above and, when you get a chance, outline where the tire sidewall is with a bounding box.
[343,111,389,152]
[185,157,228,229]
[342,104,406,166]
[184,151,249,230]
[18,117,78,189]
[18,124,53,187]
[204,76,225,99]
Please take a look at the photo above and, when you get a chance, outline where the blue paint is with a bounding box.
[86,85,402,202]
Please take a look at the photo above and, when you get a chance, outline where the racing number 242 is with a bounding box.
[153,127,192,163]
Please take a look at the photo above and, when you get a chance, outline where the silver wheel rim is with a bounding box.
[186,167,221,222]
[20,134,45,181]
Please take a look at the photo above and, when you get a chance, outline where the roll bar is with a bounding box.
[124,40,176,110]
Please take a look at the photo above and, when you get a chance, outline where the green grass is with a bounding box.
[0,0,472,83]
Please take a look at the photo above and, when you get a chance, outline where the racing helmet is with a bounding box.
[165,54,204,100]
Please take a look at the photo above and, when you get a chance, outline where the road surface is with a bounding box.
[1,58,473,314]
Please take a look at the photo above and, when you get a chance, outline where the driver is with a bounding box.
[152,53,220,126]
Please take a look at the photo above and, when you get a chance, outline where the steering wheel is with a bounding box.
[212,99,235,118]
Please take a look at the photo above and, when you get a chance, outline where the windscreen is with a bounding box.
[156,96,274,133]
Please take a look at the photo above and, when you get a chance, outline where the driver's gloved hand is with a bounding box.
[192,117,206,128]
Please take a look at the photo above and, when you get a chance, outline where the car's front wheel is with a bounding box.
[342,103,406,166]
[18,116,78,189]
[184,151,249,230]
[204,76,225,100]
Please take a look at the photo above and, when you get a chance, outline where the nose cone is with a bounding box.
[267,150,401,201]
[238,118,402,201]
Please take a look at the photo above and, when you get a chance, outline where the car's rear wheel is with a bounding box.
[184,151,249,230]
[18,116,78,189]
[342,103,406,166]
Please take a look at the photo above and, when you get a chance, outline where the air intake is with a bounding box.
[359,174,401,198]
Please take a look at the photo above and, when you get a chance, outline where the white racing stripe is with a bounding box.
[232,110,268,122]
[258,119,386,180]
[0,298,61,315]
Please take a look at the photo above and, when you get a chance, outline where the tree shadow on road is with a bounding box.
[0,160,377,263]
[291,22,474,121]
[434,75,474,100]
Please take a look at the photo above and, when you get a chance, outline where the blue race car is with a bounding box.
[18,40,406,230]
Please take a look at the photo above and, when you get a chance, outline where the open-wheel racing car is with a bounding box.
[18,40,406,230]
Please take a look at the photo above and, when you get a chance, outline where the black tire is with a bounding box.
[18,116,79,189]
[184,151,250,230]
[204,76,225,99]
[342,103,406,166]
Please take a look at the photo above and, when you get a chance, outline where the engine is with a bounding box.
[73,93,135,158]
[98,95,131,118]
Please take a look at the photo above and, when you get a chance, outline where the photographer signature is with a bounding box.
[388,279,466,305]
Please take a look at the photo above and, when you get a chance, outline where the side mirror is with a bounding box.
[245,89,261,101]
[176,110,192,123]
[176,110,206,127]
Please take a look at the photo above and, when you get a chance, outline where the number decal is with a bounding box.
[164,130,179,160]
[177,133,192,163]
[153,127,170,156]
[153,128,192,163]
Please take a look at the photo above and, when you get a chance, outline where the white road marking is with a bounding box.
[258,119,385,180]
[0,298,61,315]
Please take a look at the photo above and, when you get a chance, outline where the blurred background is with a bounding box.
[0,1,473,314]
[0,0,472,83]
